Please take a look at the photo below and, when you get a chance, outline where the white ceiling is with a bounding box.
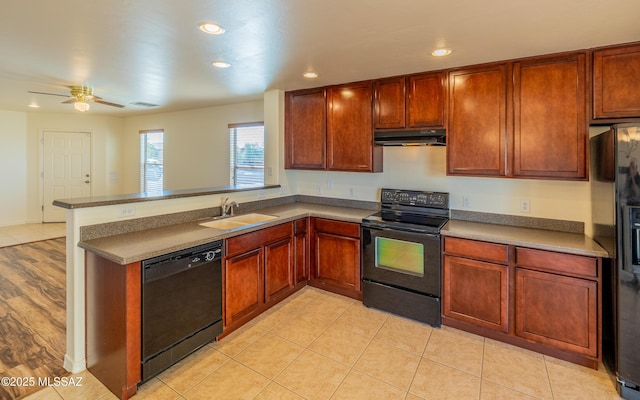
[1,0,639,116]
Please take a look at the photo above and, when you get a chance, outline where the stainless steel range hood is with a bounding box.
[374,128,446,146]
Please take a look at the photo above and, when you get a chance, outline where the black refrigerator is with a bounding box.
[591,123,640,400]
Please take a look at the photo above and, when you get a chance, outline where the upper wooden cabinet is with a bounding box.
[373,72,446,130]
[447,63,509,177]
[408,72,447,128]
[513,53,588,180]
[374,77,406,129]
[593,42,640,120]
[285,88,326,170]
[327,82,382,172]
[285,82,382,172]
[447,52,588,180]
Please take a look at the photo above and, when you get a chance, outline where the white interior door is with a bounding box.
[43,131,91,222]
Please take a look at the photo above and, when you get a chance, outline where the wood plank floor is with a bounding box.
[0,239,68,400]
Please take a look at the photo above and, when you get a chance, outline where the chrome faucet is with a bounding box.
[221,197,239,216]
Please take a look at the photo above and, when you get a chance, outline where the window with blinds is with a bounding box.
[230,123,264,186]
[140,130,164,193]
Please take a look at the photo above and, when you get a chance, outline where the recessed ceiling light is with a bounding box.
[199,22,225,35]
[212,61,231,68]
[303,72,318,79]
[432,48,452,57]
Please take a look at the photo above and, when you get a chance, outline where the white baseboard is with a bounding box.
[63,354,86,374]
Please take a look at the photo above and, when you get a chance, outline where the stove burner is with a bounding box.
[362,188,450,233]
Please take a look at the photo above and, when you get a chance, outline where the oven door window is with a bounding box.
[375,236,424,276]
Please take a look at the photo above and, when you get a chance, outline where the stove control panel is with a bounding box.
[380,188,449,208]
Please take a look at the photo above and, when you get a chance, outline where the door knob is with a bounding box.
[85,180,90,184]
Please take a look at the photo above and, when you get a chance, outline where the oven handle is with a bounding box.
[362,223,440,239]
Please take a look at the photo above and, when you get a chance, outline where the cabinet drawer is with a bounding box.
[515,247,597,279]
[444,237,508,265]
[226,223,293,257]
[313,218,360,238]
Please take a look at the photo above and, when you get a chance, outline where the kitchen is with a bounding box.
[1,1,639,399]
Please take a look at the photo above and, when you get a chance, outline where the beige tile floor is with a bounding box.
[0,223,65,248]
[24,286,620,400]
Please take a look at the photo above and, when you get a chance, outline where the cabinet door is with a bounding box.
[294,219,309,285]
[513,53,587,180]
[312,218,361,297]
[443,255,508,332]
[285,88,326,170]
[516,268,597,357]
[314,231,361,292]
[327,82,381,172]
[447,64,509,176]
[294,233,309,284]
[224,248,263,327]
[408,72,446,128]
[374,77,406,129]
[593,43,640,119]
[264,237,293,302]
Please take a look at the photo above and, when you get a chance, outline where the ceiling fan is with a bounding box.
[28,86,125,111]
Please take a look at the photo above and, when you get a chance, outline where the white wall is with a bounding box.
[287,146,592,222]
[0,94,608,231]
[0,110,28,226]
[122,101,264,193]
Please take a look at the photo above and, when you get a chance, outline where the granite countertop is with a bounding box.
[80,200,609,265]
[442,219,608,258]
[79,203,374,265]
[54,184,280,209]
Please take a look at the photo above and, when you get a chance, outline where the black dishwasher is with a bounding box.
[141,240,223,381]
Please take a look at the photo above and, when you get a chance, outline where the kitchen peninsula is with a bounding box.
[55,184,377,399]
[56,181,610,400]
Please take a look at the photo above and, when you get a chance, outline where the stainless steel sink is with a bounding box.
[199,213,278,229]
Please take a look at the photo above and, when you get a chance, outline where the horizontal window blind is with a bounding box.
[140,130,164,193]
[230,123,264,186]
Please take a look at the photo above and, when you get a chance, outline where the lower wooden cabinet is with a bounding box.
[443,255,508,332]
[309,217,362,299]
[514,247,599,358]
[224,248,263,327]
[223,222,295,334]
[85,252,141,400]
[293,218,310,286]
[265,237,294,302]
[515,268,597,357]
[442,236,602,369]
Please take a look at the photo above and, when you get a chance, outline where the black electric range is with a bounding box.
[361,188,450,327]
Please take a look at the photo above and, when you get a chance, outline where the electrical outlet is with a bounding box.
[257,190,266,199]
[520,199,530,213]
[316,184,322,195]
[117,206,135,218]
[348,187,355,198]
[280,186,287,195]
[462,196,470,208]
[266,166,273,177]
[327,179,334,190]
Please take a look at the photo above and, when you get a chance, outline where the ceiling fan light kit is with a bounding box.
[74,101,90,112]
[28,85,125,112]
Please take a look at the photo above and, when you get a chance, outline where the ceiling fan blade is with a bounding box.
[28,90,71,98]
[61,98,77,104]
[94,99,125,108]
